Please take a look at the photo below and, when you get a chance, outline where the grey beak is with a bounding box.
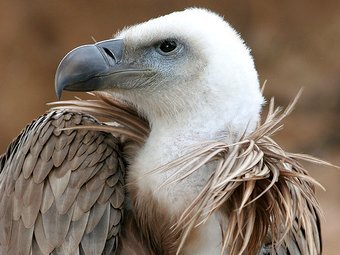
[55,39,124,99]
[55,37,156,99]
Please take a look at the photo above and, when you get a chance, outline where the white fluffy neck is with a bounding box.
[140,105,237,168]
[130,105,233,254]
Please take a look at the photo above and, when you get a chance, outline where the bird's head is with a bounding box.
[56,8,264,134]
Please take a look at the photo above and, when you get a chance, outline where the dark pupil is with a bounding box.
[159,40,177,53]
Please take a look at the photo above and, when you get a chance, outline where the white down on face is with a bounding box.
[115,7,264,155]
[113,8,264,254]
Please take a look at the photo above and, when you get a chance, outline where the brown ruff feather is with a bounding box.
[50,91,337,255]
[155,90,333,255]
[49,92,150,143]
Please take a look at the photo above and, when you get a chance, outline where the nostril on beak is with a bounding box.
[103,47,116,63]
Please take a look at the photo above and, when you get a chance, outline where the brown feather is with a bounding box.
[0,109,128,254]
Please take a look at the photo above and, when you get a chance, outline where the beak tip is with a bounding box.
[55,90,62,100]
[55,73,63,100]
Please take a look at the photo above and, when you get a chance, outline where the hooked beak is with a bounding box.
[55,38,153,99]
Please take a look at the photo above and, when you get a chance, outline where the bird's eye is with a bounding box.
[158,40,177,54]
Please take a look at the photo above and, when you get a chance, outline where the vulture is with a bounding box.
[0,8,331,255]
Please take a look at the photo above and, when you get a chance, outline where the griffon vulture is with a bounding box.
[0,8,327,255]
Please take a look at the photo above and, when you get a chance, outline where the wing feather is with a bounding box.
[31,237,45,255]
[40,181,54,214]
[55,186,79,214]
[0,110,126,254]
[76,182,104,212]
[16,220,35,255]
[52,143,70,167]
[32,156,54,183]
[22,152,38,179]
[48,168,71,199]
[34,214,54,254]
[85,202,108,234]
[21,180,44,228]
[58,211,89,254]
[41,201,73,248]
[80,205,110,255]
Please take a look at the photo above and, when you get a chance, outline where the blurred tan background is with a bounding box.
[0,0,339,253]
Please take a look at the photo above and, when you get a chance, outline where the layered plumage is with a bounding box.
[0,110,126,254]
[0,8,331,255]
